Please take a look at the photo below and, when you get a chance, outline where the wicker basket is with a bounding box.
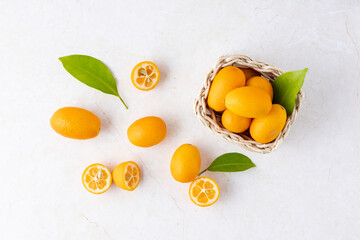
[194,55,304,154]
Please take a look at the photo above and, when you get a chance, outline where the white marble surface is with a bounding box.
[1,0,360,239]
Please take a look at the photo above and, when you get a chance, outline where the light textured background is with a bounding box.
[1,0,359,239]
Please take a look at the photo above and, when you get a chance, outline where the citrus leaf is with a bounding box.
[272,68,307,115]
[198,153,255,176]
[59,55,128,109]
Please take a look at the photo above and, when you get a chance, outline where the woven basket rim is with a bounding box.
[194,54,304,154]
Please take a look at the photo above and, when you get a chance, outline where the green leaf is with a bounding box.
[272,68,307,115]
[198,153,255,176]
[59,55,128,109]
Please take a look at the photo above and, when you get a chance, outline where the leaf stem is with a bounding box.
[197,168,208,177]
[118,96,128,109]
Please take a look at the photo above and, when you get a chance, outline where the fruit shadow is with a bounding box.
[154,61,169,88]
[163,117,180,145]
[88,102,111,132]
[98,115,113,134]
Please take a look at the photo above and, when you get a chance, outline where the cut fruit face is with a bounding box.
[112,161,141,191]
[131,61,160,91]
[82,163,112,194]
[189,177,220,207]
[123,162,141,190]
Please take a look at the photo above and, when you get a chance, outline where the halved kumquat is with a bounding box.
[112,161,141,191]
[82,163,112,194]
[131,61,160,91]
[189,177,220,207]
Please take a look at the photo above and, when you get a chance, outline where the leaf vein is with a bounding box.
[65,61,119,96]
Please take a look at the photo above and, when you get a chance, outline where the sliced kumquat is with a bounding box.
[189,177,220,207]
[82,163,112,194]
[131,61,160,91]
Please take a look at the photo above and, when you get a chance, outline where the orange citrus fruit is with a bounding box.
[221,109,252,133]
[127,116,167,147]
[250,104,287,143]
[170,144,201,183]
[225,86,272,118]
[131,61,160,91]
[50,107,101,139]
[112,161,141,191]
[189,177,220,207]
[82,163,112,194]
[240,67,260,80]
[246,76,273,100]
[207,66,245,112]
